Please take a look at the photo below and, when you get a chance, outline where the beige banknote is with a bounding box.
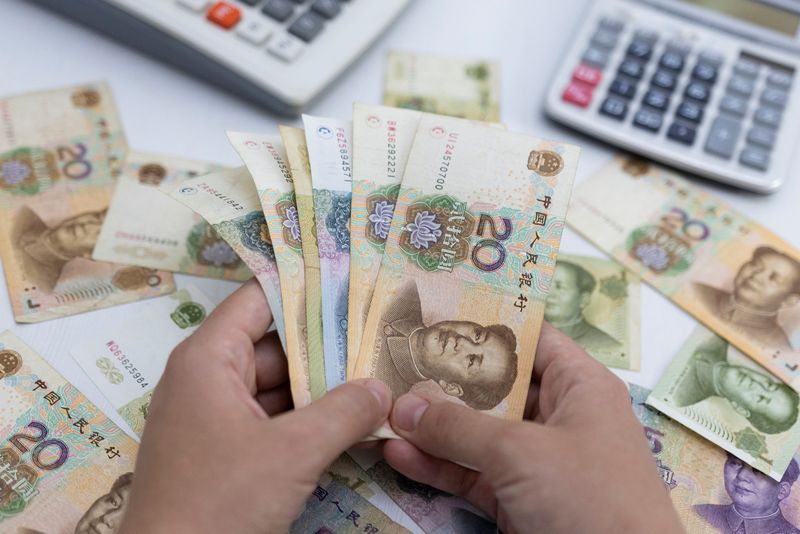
[648,325,800,481]
[353,114,579,438]
[280,125,326,391]
[547,253,641,370]
[0,330,138,533]
[348,104,422,379]
[92,151,251,281]
[0,83,174,322]
[71,285,218,436]
[384,51,501,122]
[568,156,800,390]
[228,131,318,405]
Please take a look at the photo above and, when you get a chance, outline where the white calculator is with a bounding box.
[31,0,411,116]
[546,0,800,193]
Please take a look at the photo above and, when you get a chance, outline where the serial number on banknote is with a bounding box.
[104,340,151,388]
[435,132,459,190]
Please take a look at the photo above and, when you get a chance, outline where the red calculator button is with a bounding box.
[208,2,241,29]
[572,64,602,87]
[562,83,593,108]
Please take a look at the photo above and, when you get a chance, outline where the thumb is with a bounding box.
[276,379,391,472]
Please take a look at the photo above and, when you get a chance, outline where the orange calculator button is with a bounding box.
[208,2,241,29]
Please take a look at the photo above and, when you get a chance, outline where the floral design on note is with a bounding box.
[406,211,441,249]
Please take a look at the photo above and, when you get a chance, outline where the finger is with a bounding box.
[532,322,601,381]
[254,333,287,392]
[274,379,391,472]
[256,385,293,416]
[383,439,497,518]
[389,393,523,471]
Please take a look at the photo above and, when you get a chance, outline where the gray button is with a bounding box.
[699,50,724,66]
[591,30,619,50]
[311,0,341,19]
[634,29,659,43]
[583,48,610,68]
[599,16,625,33]
[747,127,776,149]
[761,87,788,109]
[733,59,760,78]
[705,116,742,159]
[754,106,782,128]
[767,70,793,89]
[666,38,691,56]
[727,76,754,97]
[288,11,325,42]
[740,147,770,171]
[719,95,748,117]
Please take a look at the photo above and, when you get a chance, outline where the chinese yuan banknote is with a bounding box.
[0,83,174,323]
[228,131,317,406]
[163,167,287,349]
[92,151,251,281]
[303,115,353,389]
[348,104,422,379]
[281,126,326,390]
[383,51,501,122]
[547,253,641,370]
[631,383,800,533]
[0,330,138,533]
[353,114,579,438]
[568,156,800,389]
[648,325,800,481]
[70,285,218,436]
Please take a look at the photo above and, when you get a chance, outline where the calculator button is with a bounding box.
[740,147,770,171]
[627,40,653,61]
[726,76,754,98]
[747,126,776,149]
[684,82,710,103]
[237,18,273,44]
[733,59,760,78]
[633,108,663,132]
[261,0,294,22]
[761,88,788,109]
[698,50,724,66]
[599,97,628,120]
[705,116,742,159]
[643,89,669,111]
[767,70,793,89]
[676,101,703,123]
[599,16,625,33]
[609,78,637,99]
[288,11,325,42]
[618,59,645,80]
[692,63,718,84]
[562,83,593,108]
[659,51,684,72]
[311,0,341,20]
[177,0,210,12]
[666,39,691,55]
[267,33,304,61]
[667,123,696,145]
[583,48,610,68]
[634,29,658,43]
[719,95,747,117]
[754,107,782,128]
[207,2,241,28]
[652,70,677,91]
[591,30,619,50]
[573,65,602,87]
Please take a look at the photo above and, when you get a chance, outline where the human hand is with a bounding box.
[383,323,684,534]
[119,279,391,534]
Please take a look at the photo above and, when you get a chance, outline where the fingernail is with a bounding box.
[393,394,429,432]
[359,379,391,414]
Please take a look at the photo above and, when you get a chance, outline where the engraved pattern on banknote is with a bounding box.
[365,184,401,247]
[185,221,242,268]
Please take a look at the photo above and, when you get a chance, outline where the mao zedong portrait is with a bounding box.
[374,280,518,410]
[695,455,800,534]
[12,206,106,292]
[673,335,799,435]
[544,260,622,353]
[693,246,800,351]
[74,472,133,534]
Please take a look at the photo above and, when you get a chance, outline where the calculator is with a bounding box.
[545,0,800,193]
[31,0,411,116]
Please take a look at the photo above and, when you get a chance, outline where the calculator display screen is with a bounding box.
[683,0,800,36]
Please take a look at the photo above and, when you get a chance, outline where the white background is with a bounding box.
[1,0,799,436]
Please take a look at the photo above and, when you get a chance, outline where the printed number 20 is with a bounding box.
[472,214,512,272]
[9,421,69,470]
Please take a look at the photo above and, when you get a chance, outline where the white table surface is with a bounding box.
[2,0,799,438]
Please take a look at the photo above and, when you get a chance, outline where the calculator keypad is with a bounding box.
[559,12,796,175]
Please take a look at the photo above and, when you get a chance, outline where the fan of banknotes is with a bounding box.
[3,58,800,532]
